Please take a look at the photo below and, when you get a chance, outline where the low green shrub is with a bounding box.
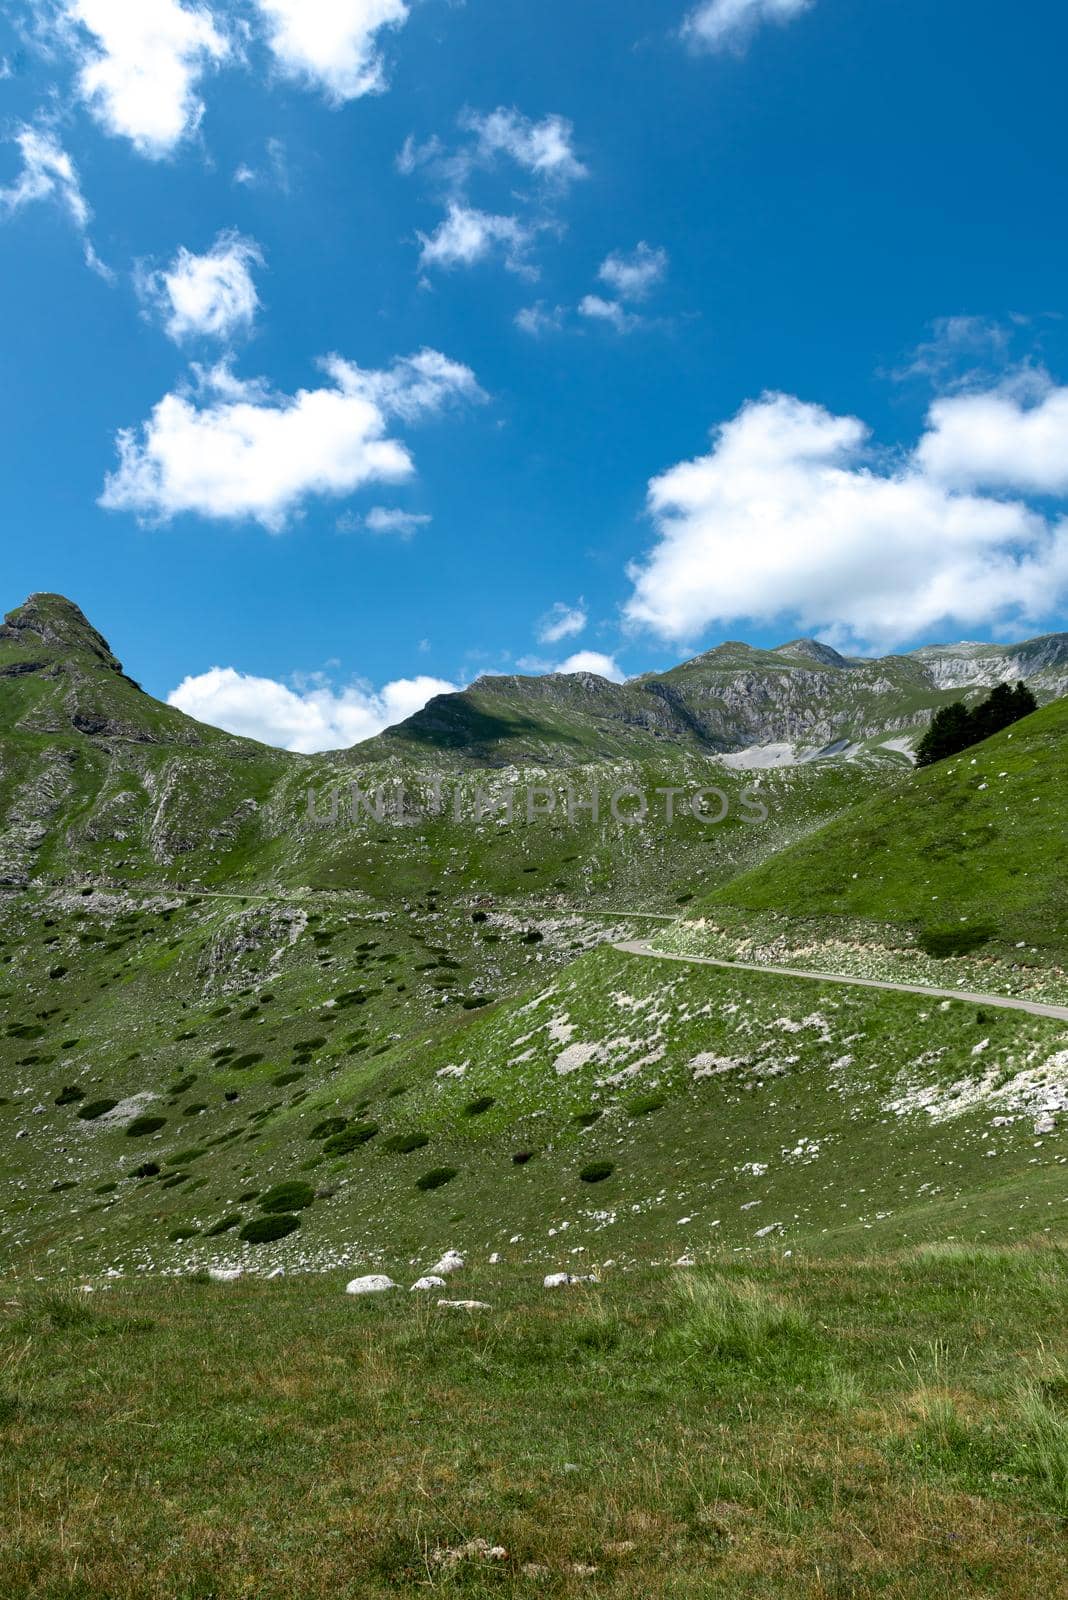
[258,1181,315,1213]
[239,1213,300,1244]
[126,1115,167,1138]
[131,1162,160,1178]
[322,1121,379,1155]
[416,1166,459,1191]
[512,1151,535,1165]
[271,1071,304,1088]
[382,1131,430,1154]
[77,1099,118,1121]
[169,1226,200,1241]
[55,1085,85,1106]
[204,1213,242,1237]
[229,1052,264,1070]
[310,1116,347,1140]
[580,1161,615,1183]
[918,923,996,958]
[464,1095,496,1116]
[626,1092,666,1117]
[573,1110,601,1128]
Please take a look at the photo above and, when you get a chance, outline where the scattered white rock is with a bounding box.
[345,1275,397,1295]
[430,1249,465,1275]
[437,1299,492,1311]
[1035,1113,1057,1135]
[208,1267,242,1282]
[543,1272,598,1289]
[410,1275,447,1292]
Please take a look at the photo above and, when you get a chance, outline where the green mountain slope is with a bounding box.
[682,695,1068,962]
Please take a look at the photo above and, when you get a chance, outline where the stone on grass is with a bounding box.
[345,1274,397,1295]
[543,1272,598,1289]
[437,1299,492,1311]
[430,1249,464,1275]
[410,1275,447,1291]
[208,1266,242,1282]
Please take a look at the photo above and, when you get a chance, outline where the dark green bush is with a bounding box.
[94,1182,118,1195]
[132,1162,160,1178]
[512,1150,535,1165]
[383,1131,430,1154]
[229,1052,264,1070]
[416,1166,459,1191]
[580,1161,615,1184]
[77,1099,118,1121]
[126,1115,167,1137]
[258,1181,315,1213]
[169,1225,200,1241]
[271,1070,304,1088]
[55,1085,85,1106]
[168,1075,197,1094]
[626,1092,666,1117]
[239,1213,300,1244]
[310,1116,347,1140]
[323,1121,379,1154]
[204,1213,242,1237]
[464,1095,496,1117]
[918,924,996,958]
[573,1110,602,1128]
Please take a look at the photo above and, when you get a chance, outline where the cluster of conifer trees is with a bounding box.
[915,681,1037,767]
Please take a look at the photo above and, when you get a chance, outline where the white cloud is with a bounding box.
[253,0,409,103]
[0,121,112,277]
[65,0,230,158]
[515,302,566,336]
[100,348,482,530]
[598,242,668,301]
[139,230,263,342]
[417,202,534,274]
[683,0,815,53]
[916,383,1068,497]
[361,505,431,537]
[624,390,1068,649]
[558,650,624,681]
[0,124,88,227]
[515,649,624,682]
[460,107,587,187]
[578,294,639,333]
[537,600,587,644]
[168,664,456,752]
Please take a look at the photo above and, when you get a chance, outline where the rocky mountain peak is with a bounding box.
[774,638,854,669]
[0,593,124,673]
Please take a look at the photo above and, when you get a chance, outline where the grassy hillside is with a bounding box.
[682,696,1068,964]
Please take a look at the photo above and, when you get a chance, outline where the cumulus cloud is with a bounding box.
[624,390,1068,649]
[683,0,815,53]
[537,600,587,644]
[417,202,534,274]
[138,230,263,342]
[168,664,457,752]
[916,383,1068,497]
[515,302,566,336]
[64,0,230,158]
[598,242,668,301]
[100,348,482,530]
[0,121,111,275]
[459,107,587,187]
[515,649,624,682]
[361,505,431,536]
[578,294,640,333]
[253,0,409,103]
[558,650,624,681]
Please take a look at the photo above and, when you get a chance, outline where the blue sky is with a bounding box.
[2,0,1068,750]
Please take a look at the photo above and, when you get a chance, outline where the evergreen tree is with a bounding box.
[916,701,971,766]
[915,680,1039,767]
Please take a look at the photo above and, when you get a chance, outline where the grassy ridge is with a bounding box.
[691,697,1068,961]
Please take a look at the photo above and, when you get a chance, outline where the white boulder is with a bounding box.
[430,1250,465,1276]
[437,1299,492,1311]
[345,1274,397,1295]
[410,1275,447,1292]
[208,1266,243,1282]
[543,1272,598,1289]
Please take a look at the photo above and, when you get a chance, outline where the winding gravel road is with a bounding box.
[613,939,1068,1023]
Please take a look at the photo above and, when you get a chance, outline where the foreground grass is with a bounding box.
[1,1245,1065,1598]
